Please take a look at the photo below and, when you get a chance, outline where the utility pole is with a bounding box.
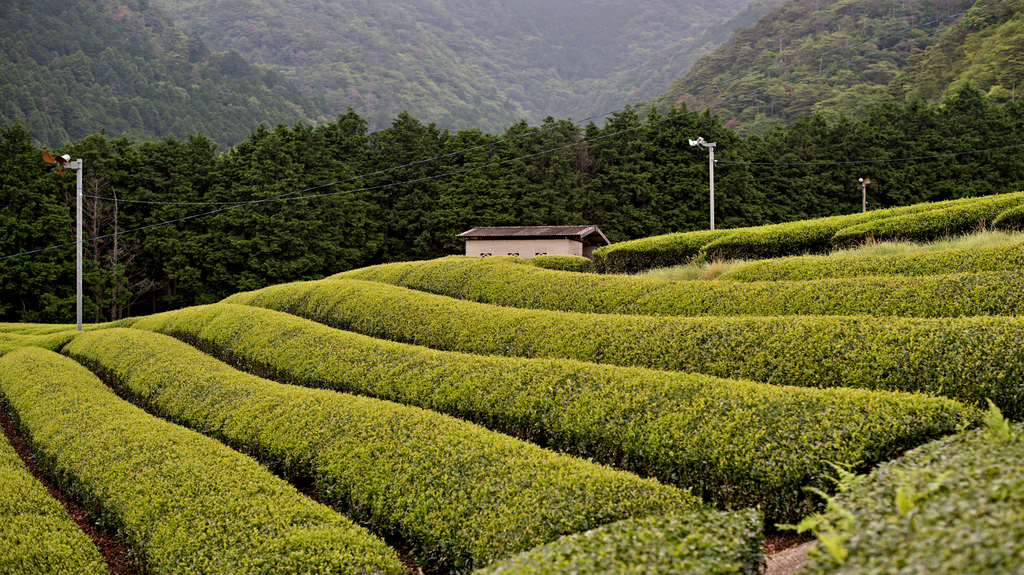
[690,137,718,230]
[44,152,83,331]
[859,177,871,213]
[71,158,83,331]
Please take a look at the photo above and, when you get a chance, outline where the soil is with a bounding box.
[763,530,814,555]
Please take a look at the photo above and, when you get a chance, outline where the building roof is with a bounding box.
[456,225,611,245]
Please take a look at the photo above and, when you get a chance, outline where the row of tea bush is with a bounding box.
[719,240,1024,281]
[799,403,1024,575]
[64,327,707,573]
[0,346,407,574]
[124,303,978,524]
[225,278,1024,419]
[335,256,1024,318]
[592,191,1024,273]
[0,422,106,574]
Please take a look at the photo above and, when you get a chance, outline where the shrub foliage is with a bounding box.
[718,241,1024,281]
[334,256,1024,318]
[128,303,977,524]
[225,279,1024,419]
[0,426,106,574]
[589,192,1024,272]
[798,404,1024,574]
[473,510,765,575]
[0,346,406,575]
[64,327,700,573]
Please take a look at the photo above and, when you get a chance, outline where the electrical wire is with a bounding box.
[3,0,1018,261]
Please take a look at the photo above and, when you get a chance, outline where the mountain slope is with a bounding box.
[888,0,1024,104]
[660,0,978,134]
[0,0,331,148]
[144,0,765,132]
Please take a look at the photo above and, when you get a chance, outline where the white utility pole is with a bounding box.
[67,158,84,331]
[44,152,83,331]
[690,137,718,230]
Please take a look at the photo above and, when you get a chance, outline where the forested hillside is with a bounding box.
[889,0,1024,104]
[661,0,996,134]
[143,0,768,132]
[0,0,331,148]
[3,85,1022,323]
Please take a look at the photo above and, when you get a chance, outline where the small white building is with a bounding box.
[457,225,611,260]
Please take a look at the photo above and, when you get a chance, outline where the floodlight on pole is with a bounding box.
[858,178,871,213]
[689,137,717,230]
[44,151,83,331]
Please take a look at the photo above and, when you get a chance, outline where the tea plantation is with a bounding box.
[2,191,1023,574]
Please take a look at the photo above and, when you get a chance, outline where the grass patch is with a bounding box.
[636,258,750,281]
[642,229,1024,280]
[826,228,1024,258]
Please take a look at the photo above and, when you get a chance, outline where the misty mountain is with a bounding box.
[0,0,331,148]
[143,0,768,132]
[658,0,1017,134]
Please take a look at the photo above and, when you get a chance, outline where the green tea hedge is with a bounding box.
[527,254,595,273]
[0,427,106,574]
[333,256,1024,317]
[798,404,1024,574]
[473,509,764,575]
[0,346,406,575]
[590,192,1024,270]
[226,279,1024,419]
[592,229,731,274]
[0,323,73,336]
[128,303,976,524]
[832,191,1024,246]
[65,328,698,574]
[993,203,1024,231]
[0,330,79,356]
[699,213,889,262]
[694,196,983,262]
[718,241,1024,281]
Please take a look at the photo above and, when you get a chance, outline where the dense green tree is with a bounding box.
[662,0,979,135]
[364,111,448,262]
[0,121,72,321]
[4,85,1024,323]
[0,0,330,149]
[197,119,371,301]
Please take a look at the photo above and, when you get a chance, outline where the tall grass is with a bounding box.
[637,229,1024,281]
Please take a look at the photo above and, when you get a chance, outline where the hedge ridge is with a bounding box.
[694,196,979,262]
[800,408,1024,574]
[718,241,1024,281]
[0,422,106,574]
[473,510,764,575]
[0,346,405,575]
[333,256,1024,318]
[129,303,977,524]
[225,279,1024,419]
[587,192,1024,272]
[993,203,1024,231]
[0,330,80,357]
[65,327,700,574]
[832,191,1024,246]
[335,255,664,314]
[591,229,731,274]
[526,254,595,273]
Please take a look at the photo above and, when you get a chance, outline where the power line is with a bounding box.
[82,0,1015,210]
[91,0,1016,212]
[3,0,1016,261]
